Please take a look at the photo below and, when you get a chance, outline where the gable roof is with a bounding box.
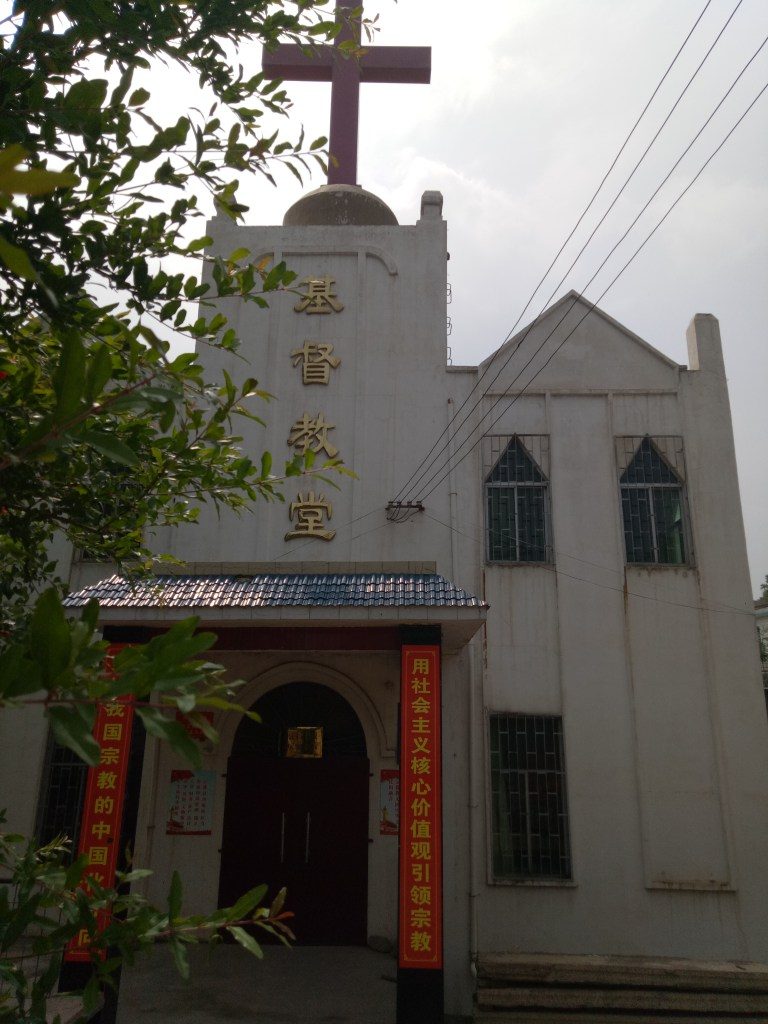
[479,290,681,374]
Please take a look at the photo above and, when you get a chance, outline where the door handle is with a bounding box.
[280,811,286,864]
[304,812,311,864]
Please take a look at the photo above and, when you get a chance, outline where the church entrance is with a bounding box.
[218,682,370,945]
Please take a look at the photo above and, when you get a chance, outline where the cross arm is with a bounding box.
[359,46,431,84]
[263,44,431,85]
[263,45,335,82]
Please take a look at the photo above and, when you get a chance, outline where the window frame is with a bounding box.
[483,434,552,566]
[617,435,693,568]
[34,730,89,857]
[486,711,573,885]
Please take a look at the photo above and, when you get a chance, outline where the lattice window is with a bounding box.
[35,732,88,858]
[484,435,551,563]
[489,713,572,880]
[618,436,690,565]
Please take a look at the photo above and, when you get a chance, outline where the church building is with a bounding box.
[3,5,768,1021]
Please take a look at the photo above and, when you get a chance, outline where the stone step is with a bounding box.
[47,995,89,1024]
[477,985,768,1014]
[476,953,768,992]
[474,1013,768,1024]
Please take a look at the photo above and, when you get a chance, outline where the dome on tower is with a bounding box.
[283,183,398,226]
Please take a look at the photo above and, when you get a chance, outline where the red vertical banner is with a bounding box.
[398,645,442,969]
[65,645,134,962]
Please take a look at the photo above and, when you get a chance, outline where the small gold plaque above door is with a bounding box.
[285,726,323,759]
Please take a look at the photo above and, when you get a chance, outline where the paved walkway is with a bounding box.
[116,945,397,1023]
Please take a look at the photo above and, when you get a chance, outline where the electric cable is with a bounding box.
[415,76,768,503]
[421,511,756,618]
[394,0,745,504]
[408,41,768,502]
[270,49,765,567]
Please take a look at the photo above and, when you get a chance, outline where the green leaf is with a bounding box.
[47,706,100,765]
[262,260,288,291]
[0,232,35,280]
[229,884,267,923]
[260,451,272,478]
[29,589,71,686]
[81,598,100,634]
[269,887,287,917]
[63,78,109,113]
[227,925,263,960]
[183,710,217,743]
[129,88,150,106]
[136,708,202,769]
[53,331,86,420]
[79,430,139,467]
[169,935,190,979]
[0,144,27,172]
[186,235,212,253]
[81,973,101,1015]
[2,892,42,948]
[175,692,196,714]
[0,166,77,196]
[84,345,113,403]
[0,644,40,698]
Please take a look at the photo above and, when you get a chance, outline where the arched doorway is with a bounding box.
[218,682,370,944]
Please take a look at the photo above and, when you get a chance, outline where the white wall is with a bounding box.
[459,303,768,964]
[13,193,768,1018]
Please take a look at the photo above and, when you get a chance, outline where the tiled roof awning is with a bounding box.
[64,573,483,609]
[64,573,487,651]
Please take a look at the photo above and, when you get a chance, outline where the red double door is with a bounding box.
[219,755,370,945]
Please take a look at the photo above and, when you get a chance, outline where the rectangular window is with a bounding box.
[489,713,572,880]
[35,732,89,857]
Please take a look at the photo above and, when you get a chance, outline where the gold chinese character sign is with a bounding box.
[287,412,339,459]
[294,276,344,314]
[291,342,341,385]
[286,491,336,542]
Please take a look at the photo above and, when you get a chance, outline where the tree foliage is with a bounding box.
[0,0,355,620]
[0,1,358,1018]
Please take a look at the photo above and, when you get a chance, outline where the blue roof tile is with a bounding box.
[63,573,484,610]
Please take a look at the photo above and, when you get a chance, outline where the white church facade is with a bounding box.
[3,183,768,1020]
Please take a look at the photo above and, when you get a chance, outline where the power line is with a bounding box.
[412,31,767,501]
[395,0,744,504]
[267,56,766,566]
[269,505,382,561]
[415,75,768,503]
[409,39,768,501]
[422,511,755,619]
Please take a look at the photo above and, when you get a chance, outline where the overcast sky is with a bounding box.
[228,0,767,595]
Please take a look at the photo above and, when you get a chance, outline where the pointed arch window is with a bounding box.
[485,436,551,563]
[619,436,689,565]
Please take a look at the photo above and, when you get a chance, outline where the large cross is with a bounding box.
[262,0,431,186]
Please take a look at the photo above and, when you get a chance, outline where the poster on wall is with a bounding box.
[166,769,215,836]
[380,768,400,835]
